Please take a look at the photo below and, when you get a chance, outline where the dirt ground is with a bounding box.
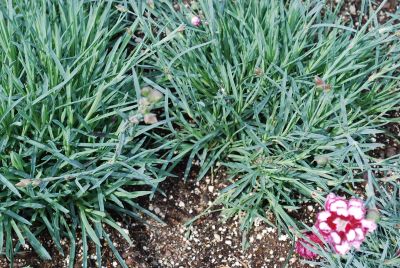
[1,166,316,268]
[0,1,398,268]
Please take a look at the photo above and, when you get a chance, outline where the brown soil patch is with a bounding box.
[0,168,313,268]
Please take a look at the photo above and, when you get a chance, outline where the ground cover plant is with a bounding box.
[130,0,400,266]
[0,0,399,267]
[0,0,177,267]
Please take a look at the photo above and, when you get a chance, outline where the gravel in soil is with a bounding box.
[124,168,312,268]
[332,0,398,25]
[0,168,314,268]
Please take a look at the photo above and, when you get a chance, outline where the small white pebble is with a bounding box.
[154,207,161,214]
[278,234,288,241]
[214,234,221,241]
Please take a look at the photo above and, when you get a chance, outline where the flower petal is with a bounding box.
[330,232,341,244]
[318,222,331,233]
[355,228,365,240]
[329,200,348,213]
[325,193,339,210]
[351,240,362,250]
[348,206,365,220]
[335,242,351,255]
[336,207,349,217]
[348,198,363,208]
[317,211,331,222]
[346,229,356,241]
[361,219,377,233]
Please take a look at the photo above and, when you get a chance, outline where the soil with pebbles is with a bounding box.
[333,0,398,25]
[1,1,399,268]
[125,169,312,268]
[0,167,315,268]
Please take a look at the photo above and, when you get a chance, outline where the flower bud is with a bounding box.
[191,16,201,27]
[177,24,186,33]
[146,0,154,9]
[295,232,324,260]
[313,155,329,166]
[138,97,150,114]
[129,116,139,124]
[366,208,380,222]
[315,76,331,92]
[141,86,152,97]
[144,113,158,124]
[141,87,163,103]
[254,67,264,77]
[173,4,180,11]
[147,89,163,103]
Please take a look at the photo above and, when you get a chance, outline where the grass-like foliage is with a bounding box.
[0,0,399,267]
[142,0,399,226]
[0,1,171,267]
[134,0,400,265]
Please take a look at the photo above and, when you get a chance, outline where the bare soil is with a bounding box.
[0,167,314,268]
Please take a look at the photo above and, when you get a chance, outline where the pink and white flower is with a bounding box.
[315,194,376,255]
[296,193,377,259]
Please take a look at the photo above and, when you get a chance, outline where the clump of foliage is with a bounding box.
[1,0,400,267]
[132,0,400,266]
[0,0,171,266]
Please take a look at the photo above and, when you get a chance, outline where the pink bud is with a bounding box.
[295,232,324,260]
[191,16,201,27]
